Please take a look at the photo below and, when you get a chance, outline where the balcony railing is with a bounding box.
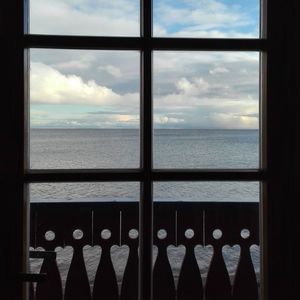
[29,202,259,300]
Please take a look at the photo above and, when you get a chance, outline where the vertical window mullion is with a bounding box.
[140,0,153,299]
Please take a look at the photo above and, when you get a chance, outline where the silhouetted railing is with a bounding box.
[29,202,259,300]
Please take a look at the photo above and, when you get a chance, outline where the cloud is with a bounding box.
[30,62,138,106]
[30,61,140,128]
[153,51,259,129]
[30,0,139,36]
[30,0,258,38]
[29,1,260,131]
[30,50,259,129]
[155,87,259,128]
[175,77,210,95]
[209,67,229,75]
[238,113,259,118]
[30,108,140,128]
[52,59,92,71]
[98,65,122,78]
[154,0,259,38]
[87,110,129,115]
[209,112,258,129]
[31,49,140,95]
[154,115,185,124]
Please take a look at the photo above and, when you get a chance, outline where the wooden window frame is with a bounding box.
[1,0,300,299]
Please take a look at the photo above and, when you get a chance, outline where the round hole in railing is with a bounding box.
[157,229,167,240]
[185,229,194,239]
[73,229,84,240]
[44,230,55,241]
[213,229,223,240]
[129,229,139,239]
[241,229,250,239]
[101,229,111,240]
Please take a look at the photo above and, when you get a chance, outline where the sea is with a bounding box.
[29,129,260,288]
[30,128,259,203]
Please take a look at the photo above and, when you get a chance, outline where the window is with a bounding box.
[1,1,300,300]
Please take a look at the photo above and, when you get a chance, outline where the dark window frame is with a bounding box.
[1,0,300,300]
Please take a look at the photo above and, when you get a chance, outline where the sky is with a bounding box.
[30,0,260,129]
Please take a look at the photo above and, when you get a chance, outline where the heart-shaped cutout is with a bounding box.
[29,246,45,293]
[250,244,260,283]
[111,245,130,291]
[83,245,101,287]
[56,245,74,291]
[194,245,214,286]
[222,245,241,285]
[29,246,44,275]
[167,245,186,288]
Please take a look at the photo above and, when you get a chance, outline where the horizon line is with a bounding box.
[30,127,259,130]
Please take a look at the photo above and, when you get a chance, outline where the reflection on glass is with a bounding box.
[153,0,260,38]
[153,182,260,298]
[153,51,260,168]
[29,182,139,299]
[30,49,140,169]
[30,0,140,36]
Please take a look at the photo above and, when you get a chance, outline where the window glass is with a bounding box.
[29,182,140,299]
[153,51,260,169]
[153,181,260,298]
[30,0,140,36]
[153,0,260,38]
[26,1,263,299]
[154,181,259,202]
[30,49,140,169]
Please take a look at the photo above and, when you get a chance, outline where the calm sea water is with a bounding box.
[29,129,259,202]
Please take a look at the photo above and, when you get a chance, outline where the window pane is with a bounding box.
[30,182,139,202]
[29,182,139,299]
[153,0,260,38]
[153,51,260,169]
[154,181,259,202]
[153,182,260,299]
[30,0,140,36]
[30,49,140,169]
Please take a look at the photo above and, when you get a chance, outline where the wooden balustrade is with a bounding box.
[29,202,259,300]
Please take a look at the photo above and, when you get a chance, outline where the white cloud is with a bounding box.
[30,61,140,128]
[30,109,141,128]
[30,50,259,129]
[209,67,229,75]
[154,0,259,38]
[175,77,210,95]
[98,65,122,78]
[153,51,259,129]
[31,49,140,96]
[30,0,258,38]
[111,114,139,123]
[52,59,92,71]
[28,1,260,131]
[154,115,185,124]
[30,0,139,36]
[209,112,258,129]
[30,62,138,106]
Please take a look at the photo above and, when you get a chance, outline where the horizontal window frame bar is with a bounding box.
[24,169,142,182]
[23,169,265,182]
[152,38,266,51]
[24,35,267,51]
[152,169,266,181]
